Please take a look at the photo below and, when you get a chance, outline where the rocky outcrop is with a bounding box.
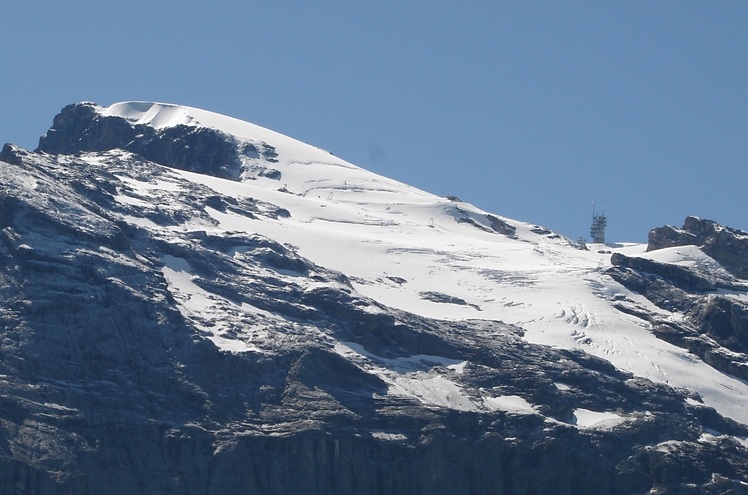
[610,252,718,293]
[609,219,748,382]
[448,209,519,238]
[485,214,517,237]
[648,216,748,279]
[36,102,278,181]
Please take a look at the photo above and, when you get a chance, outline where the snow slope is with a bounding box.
[98,101,748,425]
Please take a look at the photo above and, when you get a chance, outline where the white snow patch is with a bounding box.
[483,395,536,414]
[114,194,148,207]
[205,334,261,354]
[240,302,283,320]
[651,440,684,453]
[697,429,748,449]
[448,361,468,374]
[572,409,627,429]
[42,402,78,412]
[161,255,213,312]
[336,341,464,373]
[101,102,197,129]
[371,431,407,441]
[121,214,159,229]
[160,255,267,354]
[333,342,478,411]
[388,374,479,412]
[734,437,748,449]
[637,245,722,271]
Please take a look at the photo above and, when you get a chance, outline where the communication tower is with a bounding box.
[590,202,607,244]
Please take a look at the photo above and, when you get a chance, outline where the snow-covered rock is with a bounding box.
[0,102,747,494]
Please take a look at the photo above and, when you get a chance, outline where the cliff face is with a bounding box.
[1,104,748,494]
[35,102,278,181]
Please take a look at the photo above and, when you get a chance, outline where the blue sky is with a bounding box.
[1,1,745,242]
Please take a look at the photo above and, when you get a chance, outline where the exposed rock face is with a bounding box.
[648,216,748,279]
[1,107,748,494]
[609,218,748,382]
[36,102,278,181]
[485,214,517,237]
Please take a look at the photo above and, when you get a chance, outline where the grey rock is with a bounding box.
[610,252,717,293]
[36,102,279,182]
[609,220,748,383]
[485,214,517,237]
[648,216,748,279]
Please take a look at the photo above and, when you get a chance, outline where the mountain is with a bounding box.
[1,101,747,494]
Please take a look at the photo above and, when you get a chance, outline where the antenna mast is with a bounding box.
[590,201,607,244]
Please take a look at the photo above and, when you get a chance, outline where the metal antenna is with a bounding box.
[590,201,607,244]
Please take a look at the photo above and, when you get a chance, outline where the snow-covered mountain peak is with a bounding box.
[29,101,748,427]
[98,100,348,166]
[4,102,748,491]
[43,101,439,206]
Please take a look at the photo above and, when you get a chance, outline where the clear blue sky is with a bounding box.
[1,1,745,242]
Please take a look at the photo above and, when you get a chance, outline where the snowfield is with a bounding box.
[98,101,748,425]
